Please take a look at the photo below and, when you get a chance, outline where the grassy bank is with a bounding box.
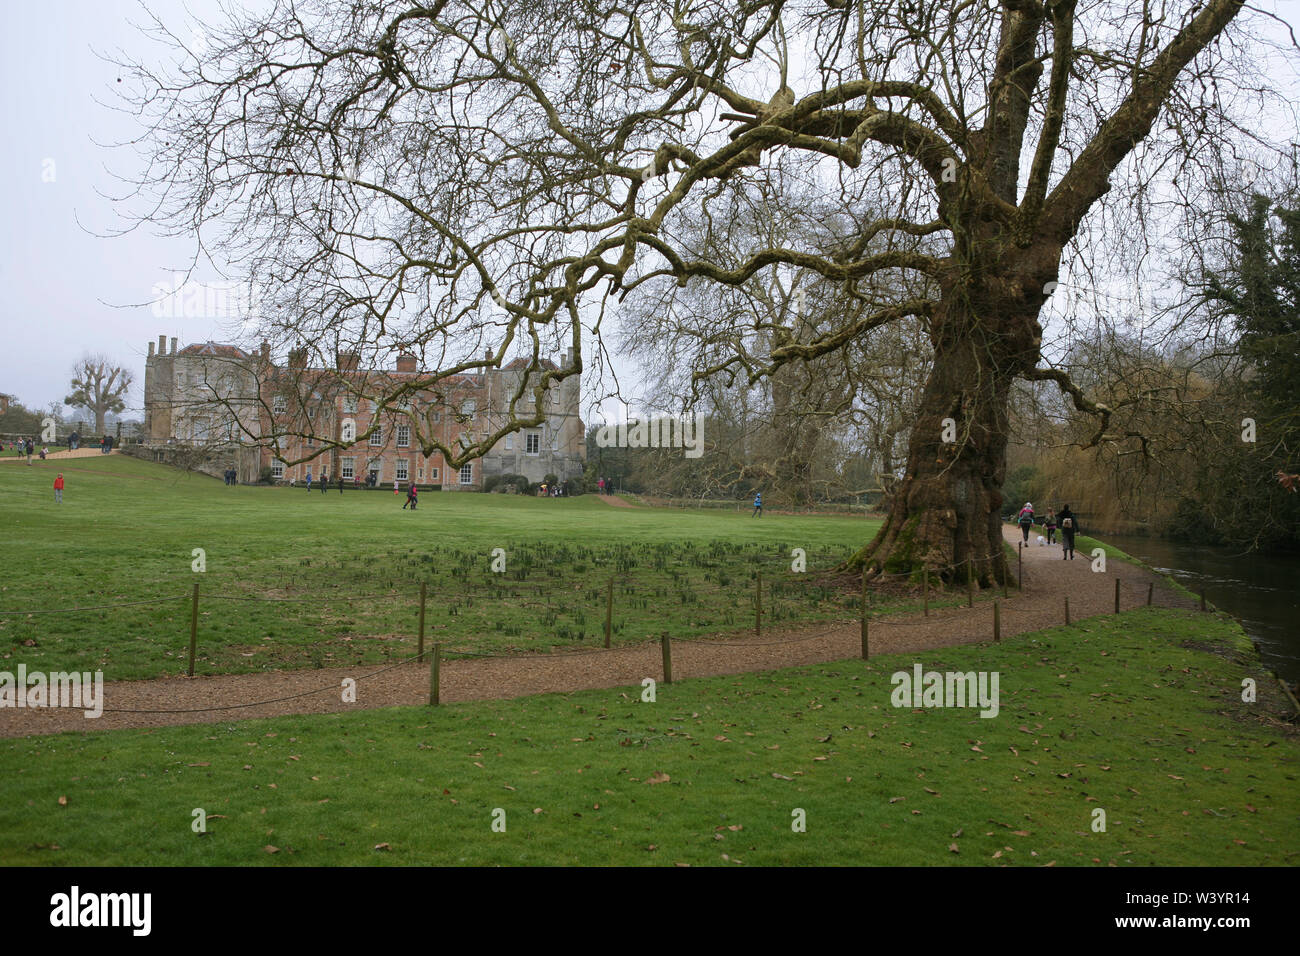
[1,455,880,678]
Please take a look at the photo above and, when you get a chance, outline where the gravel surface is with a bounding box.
[0,527,1199,737]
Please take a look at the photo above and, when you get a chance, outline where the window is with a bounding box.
[369,425,383,446]
[526,431,540,455]
[459,463,473,485]
[428,467,439,481]
[396,459,408,481]
[271,459,285,479]
[551,427,559,451]
[340,457,355,479]
[368,459,381,482]
[370,400,379,413]
[416,462,423,480]
[504,434,513,451]
[342,394,358,414]
[431,412,441,423]
[460,400,476,416]
[397,424,410,447]
[272,396,287,415]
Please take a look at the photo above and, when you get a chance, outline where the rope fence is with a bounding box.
[3,546,1211,715]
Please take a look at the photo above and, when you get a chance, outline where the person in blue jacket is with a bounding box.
[752,491,762,517]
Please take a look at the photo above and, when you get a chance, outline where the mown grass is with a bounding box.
[1,455,887,678]
[0,607,1293,866]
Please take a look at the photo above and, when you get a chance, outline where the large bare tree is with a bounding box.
[116,0,1287,584]
[65,355,133,434]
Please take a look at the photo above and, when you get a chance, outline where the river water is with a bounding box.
[1104,534,1299,683]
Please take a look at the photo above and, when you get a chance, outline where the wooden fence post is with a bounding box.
[968,573,975,609]
[860,570,869,660]
[1017,542,1023,590]
[417,581,427,659]
[1200,590,1207,612]
[187,581,199,677]
[993,600,1001,643]
[428,643,441,706]
[1146,582,1153,606]
[604,577,614,649]
[755,571,762,636]
[1065,595,1071,626]
[923,569,929,616]
[661,633,673,684]
[1114,578,1121,614]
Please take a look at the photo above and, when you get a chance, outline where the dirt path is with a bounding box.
[0,527,1198,737]
[595,493,639,507]
[0,448,114,463]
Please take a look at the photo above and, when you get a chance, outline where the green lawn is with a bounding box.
[1,455,887,678]
[0,607,1293,866]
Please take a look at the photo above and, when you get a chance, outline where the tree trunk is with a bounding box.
[845,293,1041,587]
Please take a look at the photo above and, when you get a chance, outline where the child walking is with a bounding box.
[53,473,64,503]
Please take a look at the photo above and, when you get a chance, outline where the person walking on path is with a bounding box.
[25,438,33,465]
[403,483,418,510]
[1016,502,1035,543]
[597,477,605,495]
[305,470,313,491]
[1044,509,1057,545]
[752,491,763,517]
[320,470,329,494]
[53,473,64,504]
[1057,505,1079,560]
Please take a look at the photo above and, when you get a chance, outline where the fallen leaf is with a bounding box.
[645,772,670,785]
[771,772,793,781]
[949,843,960,854]
[57,796,67,807]
[373,843,391,851]
[188,762,210,767]
[264,845,279,854]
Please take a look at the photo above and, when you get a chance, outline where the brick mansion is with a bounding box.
[141,334,586,489]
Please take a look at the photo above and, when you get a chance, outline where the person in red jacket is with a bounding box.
[53,473,64,504]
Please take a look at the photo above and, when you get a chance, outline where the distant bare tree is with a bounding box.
[65,356,133,434]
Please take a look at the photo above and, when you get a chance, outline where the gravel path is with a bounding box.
[0,527,1198,737]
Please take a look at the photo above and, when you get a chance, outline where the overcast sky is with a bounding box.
[2,1,1298,420]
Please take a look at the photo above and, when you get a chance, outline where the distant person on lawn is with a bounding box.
[306,470,313,491]
[321,470,329,493]
[404,484,418,510]
[338,473,344,493]
[53,473,64,503]
[1016,502,1035,543]
[1057,505,1079,560]
[752,491,762,517]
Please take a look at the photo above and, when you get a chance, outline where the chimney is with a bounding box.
[485,349,492,362]
[336,350,360,372]
[170,337,178,355]
[148,340,155,357]
[395,353,417,373]
[288,348,307,370]
[158,334,167,355]
[260,340,270,360]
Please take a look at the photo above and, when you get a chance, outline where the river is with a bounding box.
[1104,533,1299,683]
